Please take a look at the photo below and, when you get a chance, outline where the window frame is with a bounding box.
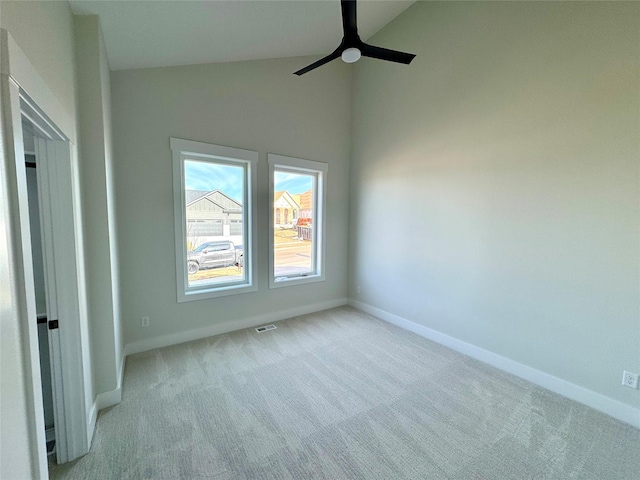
[171,137,258,302]
[268,153,327,289]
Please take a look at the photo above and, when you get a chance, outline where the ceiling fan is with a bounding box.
[294,0,416,76]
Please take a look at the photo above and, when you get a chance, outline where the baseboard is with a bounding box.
[87,351,126,442]
[98,299,346,445]
[95,385,122,411]
[348,299,640,429]
[124,298,349,357]
[87,386,121,445]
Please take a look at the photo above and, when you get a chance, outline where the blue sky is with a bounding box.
[275,171,312,194]
[185,161,312,201]
[185,160,243,202]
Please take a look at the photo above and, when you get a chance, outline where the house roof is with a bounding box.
[298,190,312,210]
[274,191,300,209]
[185,190,242,209]
[185,190,210,205]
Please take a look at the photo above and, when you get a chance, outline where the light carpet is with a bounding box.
[51,306,640,479]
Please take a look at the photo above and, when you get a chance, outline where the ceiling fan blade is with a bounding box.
[294,50,341,76]
[341,0,358,37]
[360,43,416,65]
[294,1,416,77]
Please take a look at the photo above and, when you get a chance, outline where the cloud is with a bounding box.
[185,160,244,202]
[275,171,313,194]
[184,161,313,201]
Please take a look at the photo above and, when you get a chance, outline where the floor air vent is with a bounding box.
[255,324,277,333]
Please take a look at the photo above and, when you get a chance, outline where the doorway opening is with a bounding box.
[24,145,56,456]
[2,59,93,475]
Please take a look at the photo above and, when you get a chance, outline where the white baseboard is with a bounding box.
[95,385,122,411]
[87,350,127,442]
[124,298,349,357]
[87,386,122,446]
[349,299,640,429]
[95,350,126,411]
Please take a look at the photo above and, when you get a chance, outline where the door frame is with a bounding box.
[1,29,91,473]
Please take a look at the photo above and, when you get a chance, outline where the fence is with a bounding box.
[297,226,312,241]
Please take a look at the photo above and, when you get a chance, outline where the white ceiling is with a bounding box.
[69,0,415,71]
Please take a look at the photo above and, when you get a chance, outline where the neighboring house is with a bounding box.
[185,190,243,243]
[274,191,299,227]
[297,190,312,219]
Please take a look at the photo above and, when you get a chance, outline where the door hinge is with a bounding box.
[48,319,59,330]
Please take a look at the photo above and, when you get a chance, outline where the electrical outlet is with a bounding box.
[141,316,150,327]
[622,370,638,389]
[357,285,361,294]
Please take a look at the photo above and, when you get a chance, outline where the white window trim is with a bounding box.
[171,137,258,302]
[268,153,327,289]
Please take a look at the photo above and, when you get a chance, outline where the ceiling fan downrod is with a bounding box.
[294,0,416,76]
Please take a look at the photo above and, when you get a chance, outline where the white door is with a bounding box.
[2,49,92,471]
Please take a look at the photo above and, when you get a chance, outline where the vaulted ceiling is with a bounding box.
[69,0,414,71]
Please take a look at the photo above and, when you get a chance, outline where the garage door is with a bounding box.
[187,219,223,236]
[230,219,243,235]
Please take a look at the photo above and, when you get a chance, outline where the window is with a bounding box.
[268,153,327,288]
[172,138,257,301]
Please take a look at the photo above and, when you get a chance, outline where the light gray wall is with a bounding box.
[349,2,639,408]
[100,16,124,380]
[0,0,77,122]
[75,15,123,396]
[112,58,351,345]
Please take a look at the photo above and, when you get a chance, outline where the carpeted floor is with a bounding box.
[51,306,640,479]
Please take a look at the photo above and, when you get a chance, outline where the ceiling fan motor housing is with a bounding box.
[294,0,416,76]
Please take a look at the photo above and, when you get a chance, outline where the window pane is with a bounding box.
[184,159,245,288]
[273,170,314,278]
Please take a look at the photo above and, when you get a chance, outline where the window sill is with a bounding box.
[178,282,258,303]
[269,273,325,289]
